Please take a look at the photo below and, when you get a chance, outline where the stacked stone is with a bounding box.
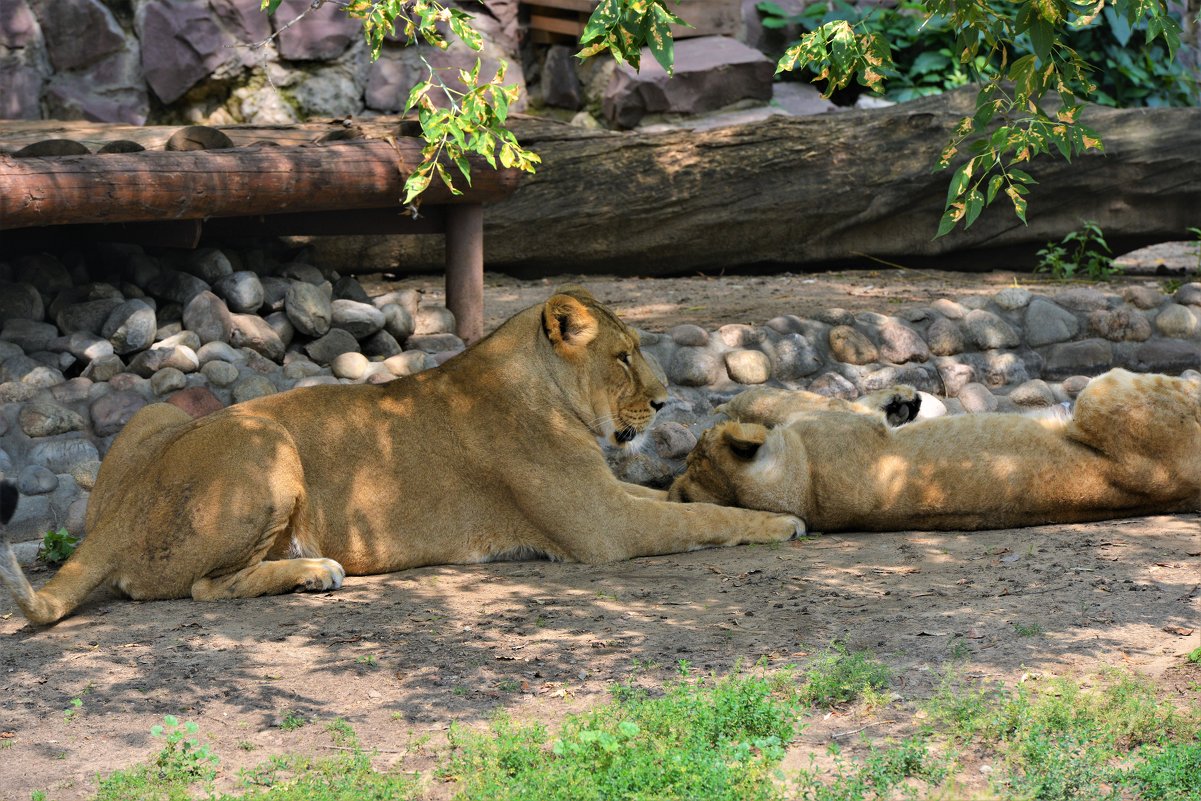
[0,244,462,540]
[4,244,1201,543]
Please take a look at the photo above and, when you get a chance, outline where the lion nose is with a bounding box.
[650,399,665,411]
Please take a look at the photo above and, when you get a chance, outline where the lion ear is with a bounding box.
[722,423,767,460]
[543,293,599,357]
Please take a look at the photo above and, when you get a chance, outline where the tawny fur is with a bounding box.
[0,291,803,626]
[669,369,1201,532]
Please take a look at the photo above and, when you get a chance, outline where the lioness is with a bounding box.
[0,291,802,625]
[669,369,1201,531]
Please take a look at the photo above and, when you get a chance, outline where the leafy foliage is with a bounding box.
[797,644,892,707]
[39,527,78,565]
[577,0,688,74]
[1035,220,1119,280]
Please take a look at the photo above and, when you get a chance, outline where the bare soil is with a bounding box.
[2,256,1200,800]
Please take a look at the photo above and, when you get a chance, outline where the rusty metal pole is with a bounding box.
[444,203,485,345]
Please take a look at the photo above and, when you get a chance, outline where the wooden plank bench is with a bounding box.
[0,120,523,344]
[522,0,740,44]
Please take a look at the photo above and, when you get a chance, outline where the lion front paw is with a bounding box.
[863,385,921,427]
[770,515,807,542]
[297,558,346,592]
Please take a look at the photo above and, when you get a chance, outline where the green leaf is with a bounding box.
[647,10,675,74]
[260,0,283,12]
[963,188,985,229]
[945,163,969,207]
[1028,17,1054,64]
[935,207,960,238]
[987,174,1004,204]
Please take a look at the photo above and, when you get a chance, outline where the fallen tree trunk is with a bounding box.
[385,89,1195,276]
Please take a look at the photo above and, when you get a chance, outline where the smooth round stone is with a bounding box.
[414,305,456,336]
[57,297,122,335]
[82,354,125,382]
[232,375,276,403]
[772,333,821,380]
[201,359,239,387]
[963,309,1020,350]
[196,341,245,365]
[1087,308,1151,342]
[2,319,59,352]
[667,348,721,387]
[102,299,157,354]
[90,390,149,437]
[1008,379,1056,407]
[1061,375,1091,396]
[1121,285,1165,309]
[994,287,1032,310]
[61,331,115,362]
[1174,283,1201,306]
[332,275,370,302]
[184,248,234,283]
[65,497,89,537]
[279,262,326,285]
[331,299,386,339]
[363,330,402,358]
[69,460,102,491]
[19,401,86,437]
[182,291,233,344]
[128,345,200,377]
[17,464,58,495]
[50,377,93,404]
[717,324,761,348]
[0,381,39,402]
[20,365,66,388]
[957,382,998,413]
[930,298,967,320]
[877,321,930,364]
[305,328,360,365]
[926,318,965,356]
[212,271,265,313]
[0,281,44,322]
[147,269,210,306]
[651,422,696,459]
[166,386,224,418]
[260,276,291,312]
[817,308,855,326]
[384,351,430,376]
[766,315,805,335]
[404,333,464,354]
[285,281,333,337]
[828,325,878,365]
[295,375,340,388]
[1154,304,1198,338]
[372,289,421,318]
[264,311,294,348]
[381,303,415,341]
[1024,298,1079,346]
[1052,287,1109,312]
[157,329,202,352]
[724,349,771,384]
[151,366,188,395]
[282,358,325,380]
[331,351,370,380]
[27,438,100,473]
[229,314,285,362]
[669,324,708,347]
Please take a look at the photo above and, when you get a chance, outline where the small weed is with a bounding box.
[798,643,891,708]
[1014,622,1045,637]
[237,740,256,751]
[947,639,971,662]
[1188,226,1201,273]
[63,697,83,723]
[39,528,79,565]
[452,686,468,697]
[497,679,521,693]
[279,710,309,731]
[1035,221,1120,281]
[1187,647,1201,664]
[325,718,358,748]
[355,654,378,668]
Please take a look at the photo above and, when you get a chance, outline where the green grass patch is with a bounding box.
[797,644,891,708]
[930,671,1201,801]
[445,671,802,801]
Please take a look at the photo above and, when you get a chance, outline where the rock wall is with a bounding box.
[0,0,525,125]
[2,240,1200,548]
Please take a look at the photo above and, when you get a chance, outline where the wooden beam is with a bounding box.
[445,204,486,344]
[0,139,522,230]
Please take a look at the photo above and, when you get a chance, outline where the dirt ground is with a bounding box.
[2,253,1200,800]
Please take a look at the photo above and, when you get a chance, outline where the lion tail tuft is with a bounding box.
[0,481,16,525]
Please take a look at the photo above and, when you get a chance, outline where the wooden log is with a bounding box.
[445,204,486,343]
[445,90,1198,275]
[0,139,522,229]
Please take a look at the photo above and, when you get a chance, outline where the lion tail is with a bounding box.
[0,482,111,626]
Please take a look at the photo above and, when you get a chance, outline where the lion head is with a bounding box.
[667,421,797,513]
[540,290,668,449]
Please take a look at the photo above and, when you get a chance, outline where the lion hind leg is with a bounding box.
[191,557,345,601]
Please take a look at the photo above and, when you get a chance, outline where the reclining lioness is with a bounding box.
[669,369,1201,531]
[0,290,802,626]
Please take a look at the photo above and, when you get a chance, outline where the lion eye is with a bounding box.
[618,352,630,365]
